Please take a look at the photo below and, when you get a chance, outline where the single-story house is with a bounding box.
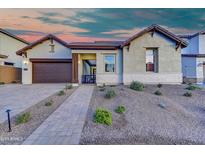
[179,32,205,83]
[0,28,29,83]
[16,24,187,85]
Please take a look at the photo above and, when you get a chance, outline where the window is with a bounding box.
[4,62,14,66]
[146,49,158,72]
[104,54,115,72]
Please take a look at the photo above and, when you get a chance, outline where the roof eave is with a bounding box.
[0,29,30,45]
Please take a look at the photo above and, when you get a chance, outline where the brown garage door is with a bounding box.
[32,60,72,83]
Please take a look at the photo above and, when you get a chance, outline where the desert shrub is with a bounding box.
[65,84,73,90]
[58,90,65,96]
[186,85,201,91]
[130,81,144,91]
[157,83,162,88]
[115,105,126,114]
[105,89,116,99]
[16,112,31,124]
[45,99,53,106]
[154,90,162,96]
[0,82,5,85]
[183,92,192,97]
[94,108,112,126]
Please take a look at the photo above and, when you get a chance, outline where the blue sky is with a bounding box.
[0,8,204,42]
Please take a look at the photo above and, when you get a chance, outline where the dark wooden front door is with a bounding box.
[32,62,72,83]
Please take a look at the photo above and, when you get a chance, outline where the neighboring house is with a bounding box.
[179,32,205,83]
[0,29,29,83]
[16,24,187,85]
[0,29,29,68]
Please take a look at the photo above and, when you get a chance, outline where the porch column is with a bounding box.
[72,53,78,83]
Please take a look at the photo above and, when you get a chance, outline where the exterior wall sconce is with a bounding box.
[23,59,29,66]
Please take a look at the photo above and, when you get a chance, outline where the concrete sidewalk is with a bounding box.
[23,85,94,145]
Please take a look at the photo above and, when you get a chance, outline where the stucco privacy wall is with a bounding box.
[0,32,27,68]
[0,65,21,83]
[22,40,72,84]
[123,32,182,84]
[72,49,123,85]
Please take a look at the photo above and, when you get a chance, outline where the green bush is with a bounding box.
[186,85,201,91]
[65,84,73,90]
[115,105,126,114]
[45,100,53,106]
[16,112,31,124]
[130,81,144,91]
[105,89,116,99]
[183,92,192,97]
[58,90,65,96]
[94,108,112,126]
[154,90,162,96]
[157,83,162,88]
[0,82,5,85]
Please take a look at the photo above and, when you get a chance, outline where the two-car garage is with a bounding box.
[31,59,72,83]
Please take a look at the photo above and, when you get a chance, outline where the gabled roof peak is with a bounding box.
[16,34,69,55]
[122,24,188,48]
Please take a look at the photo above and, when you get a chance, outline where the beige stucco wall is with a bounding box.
[22,40,72,84]
[123,32,182,84]
[72,49,123,85]
[0,32,27,68]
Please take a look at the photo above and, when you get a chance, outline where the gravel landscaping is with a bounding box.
[80,84,205,144]
[0,86,76,145]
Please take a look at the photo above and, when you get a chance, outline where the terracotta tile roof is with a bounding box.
[68,41,122,50]
[16,24,188,55]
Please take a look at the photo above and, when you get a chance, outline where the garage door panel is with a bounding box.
[33,62,72,83]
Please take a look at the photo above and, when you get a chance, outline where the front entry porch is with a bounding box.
[72,53,96,84]
[81,59,96,84]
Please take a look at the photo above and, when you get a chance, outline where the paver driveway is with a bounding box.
[0,84,66,123]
